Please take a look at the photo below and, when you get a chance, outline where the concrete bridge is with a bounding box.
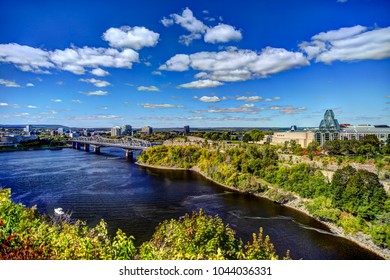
[71,136,153,161]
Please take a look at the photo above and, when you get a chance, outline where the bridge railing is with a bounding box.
[72,136,152,148]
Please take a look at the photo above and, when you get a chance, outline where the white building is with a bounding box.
[340,125,390,142]
[111,126,121,136]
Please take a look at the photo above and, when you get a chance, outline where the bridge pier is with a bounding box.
[93,145,101,154]
[125,150,134,162]
[76,142,81,150]
[84,143,90,152]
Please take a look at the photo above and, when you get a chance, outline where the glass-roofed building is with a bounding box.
[314,109,390,146]
[315,109,341,146]
[340,125,390,142]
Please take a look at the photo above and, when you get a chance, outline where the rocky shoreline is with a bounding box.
[135,161,390,260]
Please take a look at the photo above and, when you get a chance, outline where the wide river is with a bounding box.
[0,148,382,259]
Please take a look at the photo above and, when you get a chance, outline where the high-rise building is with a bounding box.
[184,125,190,135]
[24,125,32,135]
[58,127,64,135]
[141,126,153,134]
[111,126,121,136]
[121,124,132,136]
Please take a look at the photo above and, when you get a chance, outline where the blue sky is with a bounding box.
[0,0,389,128]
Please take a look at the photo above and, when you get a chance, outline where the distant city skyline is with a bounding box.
[0,0,389,128]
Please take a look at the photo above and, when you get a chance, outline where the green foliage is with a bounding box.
[305,197,341,222]
[331,166,388,220]
[1,190,282,260]
[139,209,242,260]
[323,135,383,157]
[139,209,281,260]
[0,188,136,260]
[244,228,279,260]
[138,144,389,249]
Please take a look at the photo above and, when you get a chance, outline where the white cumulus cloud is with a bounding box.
[159,54,190,71]
[83,90,108,96]
[236,96,263,102]
[178,79,224,89]
[0,43,54,73]
[204,24,242,44]
[102,26,160,50]
[139,103,184,108]
[0,78,21,87]
[90,68,110,77]
[198,96,221,102]
[79,78,111,87]
[137,85,160,92]
[160,47,309,82]
[300,25,390,63]
[162,8,242,46]
[51,99,62,102]
[0,43,140,75]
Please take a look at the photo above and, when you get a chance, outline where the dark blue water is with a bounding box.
[0,148,382,259]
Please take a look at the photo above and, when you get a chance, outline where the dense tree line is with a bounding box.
[0,189,283,260]
[323,135,389,156]
[138,144,390,247]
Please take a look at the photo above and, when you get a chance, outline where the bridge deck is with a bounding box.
[71,136,152,150]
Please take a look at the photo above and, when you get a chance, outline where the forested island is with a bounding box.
[137,138,390,259]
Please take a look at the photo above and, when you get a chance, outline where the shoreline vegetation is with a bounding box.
[136,144,390,260]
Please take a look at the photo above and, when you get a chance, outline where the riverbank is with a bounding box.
[0,146,70,153]
[135,161,390,260]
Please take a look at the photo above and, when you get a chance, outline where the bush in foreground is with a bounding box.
[0,189,285,260]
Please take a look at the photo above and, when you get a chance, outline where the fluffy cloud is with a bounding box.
[204,24,242,44]
[50,47,139,74]
[139,103,184,108]
[27,105,38,108]
[0,23,159,75]
[137,85,160,91]
[0,43,140,75]
[90,68,110,77]
[162,8,242,46]
[177,79,224,89]
[236,96,263,102]
[0,102,8,106]
[300,25,390,63]
[198,96,221,102]
[83,90,108,96]
[26,83,34,87]
[161,47,309,83]
[161,17,174,27]
[79,78,111,87]
[102,26,160,50]
[0,43,54,73]
[159,54,190,71]
[171,7,207,34]
[71,99,82,103]
[194,104,264,114]
[279,106,306,114]
[0,78,21,87]
[51,99,62,102]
